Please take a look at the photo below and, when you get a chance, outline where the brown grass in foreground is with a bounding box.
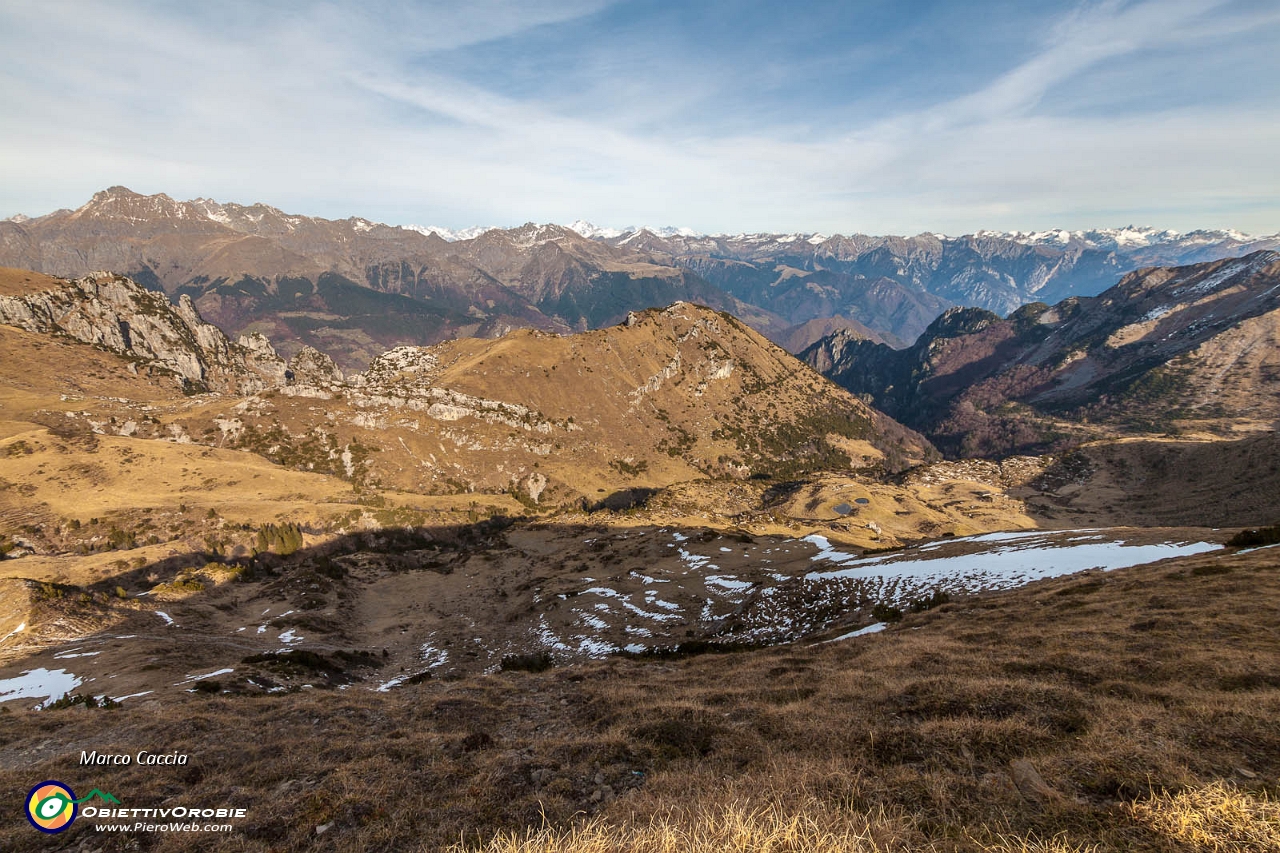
[458,783,1280,853]
[454,798,1100,853]
[0,543,1277,851]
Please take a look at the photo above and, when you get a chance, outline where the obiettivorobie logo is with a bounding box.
[25,780,247,835]
[25,782,119,833]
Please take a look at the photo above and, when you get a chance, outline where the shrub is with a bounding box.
[255,522,304,556]
[872,602,904,623]
[46,694,119,711]
[1227,524,1280,548]
[910,589,951,612]
[500,651,554,673]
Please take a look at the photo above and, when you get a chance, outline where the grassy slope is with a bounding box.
[191,304,932,503]
[0,543,1276,851]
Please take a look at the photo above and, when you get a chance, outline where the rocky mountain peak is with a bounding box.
[287,346,344,386]
[923,306,1003,341]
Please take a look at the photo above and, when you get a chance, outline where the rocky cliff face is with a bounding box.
[0,268,286,394]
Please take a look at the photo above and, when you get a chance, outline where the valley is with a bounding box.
[0,246,1277,852]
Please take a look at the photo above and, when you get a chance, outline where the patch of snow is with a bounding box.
[402,223,498,241]
[572,636,617,657]
[0,668,83,708]
[823,623,887,643]
[706,575,753,592]
[111,690,154,702]
[805,533,1218,585]
[376,675,409,692]
[420,643,449,669]
[622,602,682,622]
[536,616,570,651]
[578,613,610,630]
[644,594,682,612]
[174,667,233,687]
[677,548,713,570]
[155,611,177,627]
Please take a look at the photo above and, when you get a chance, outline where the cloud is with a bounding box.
[0,0,1277,234]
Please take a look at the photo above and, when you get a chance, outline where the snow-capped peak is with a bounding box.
[564,220,624,239]
[401,224,500,241]
[568,222,703,240]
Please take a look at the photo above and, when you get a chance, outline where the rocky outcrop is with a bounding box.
[0,270,287,394]
[287,346,344,386]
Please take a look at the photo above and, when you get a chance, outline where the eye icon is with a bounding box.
[26,781,77,833]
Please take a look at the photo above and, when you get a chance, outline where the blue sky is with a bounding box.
[1,0,1278,234]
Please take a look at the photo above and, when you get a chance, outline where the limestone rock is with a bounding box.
[287,346,344,386]
[0,271,288,394]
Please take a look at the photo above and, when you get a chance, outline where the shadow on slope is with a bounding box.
[0,532,1277,852]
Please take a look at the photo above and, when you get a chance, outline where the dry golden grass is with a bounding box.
[453,800,902,853]
[0,266,64,296]
[1127,782,1280,851]
[454,800,1101,853]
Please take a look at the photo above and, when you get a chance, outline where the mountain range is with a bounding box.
[802,250,1280,457]
[5,188,1278,369]
[0,266,930,502]
[2,211,1280,853]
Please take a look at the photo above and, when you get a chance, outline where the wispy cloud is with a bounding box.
[0,0,1277,233]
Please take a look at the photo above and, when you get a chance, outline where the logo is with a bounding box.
[25,782,119,833]
[26,781,77,833]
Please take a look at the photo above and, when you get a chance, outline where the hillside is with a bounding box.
[0,267,291,394]
[803,251,1280,457]
[770,314,895,353]
[0,273,935,531]
[174,301,934,503]
[1,530,1276,852]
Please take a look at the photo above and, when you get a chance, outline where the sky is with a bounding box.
[1,0,1278,235]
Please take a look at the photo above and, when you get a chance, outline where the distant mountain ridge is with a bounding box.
[408,220,1280,334]
[405,221,1273,255]
[4,188,1277,367]
[0,187,774,368]
[588,226,1280,319]
[801,250,1280,458]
